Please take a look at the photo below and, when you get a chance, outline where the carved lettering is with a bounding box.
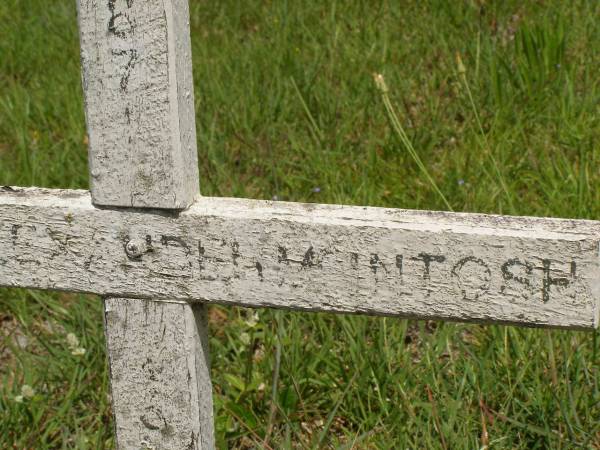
[231,241,240,266]
[411,253,445,279]
[501,258,533,287]
[160,235,191,255]
[369,254,385,274]
[82,231,580,304]
[395,255,403,277]
[451,256,491,300]
[198,241,205,271]
[11,224,20,246]
[350,252,359,269]
[278,246,288,264]
[301,246,318,269]
[255,262,264,281]
[541,260,575,303]
[107,0,134,38]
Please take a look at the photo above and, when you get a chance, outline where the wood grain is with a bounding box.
[1,187,598,329]
[104,298,214,449]
[76,0,199,208]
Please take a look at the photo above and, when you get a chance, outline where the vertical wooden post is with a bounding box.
[77,1,214,449]
[104,299,214,449]
[77,0,199,209]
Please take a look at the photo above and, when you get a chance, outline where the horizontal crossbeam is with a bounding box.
[1,187,598,329]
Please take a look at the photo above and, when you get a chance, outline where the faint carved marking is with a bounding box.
[110,49,138,92]
[140,414,160,431]
[107,0,134,38]
[301,246,318,269]
[124,106,131,124]
[255,262,264,281]
[160,235,191,255]
[278,246,288,264]
[395,255,403,278]
[231,241,240,266]
[46,228,71,252]
[350,252,359,269]
[198,240,205,271]
[11,224,20,246]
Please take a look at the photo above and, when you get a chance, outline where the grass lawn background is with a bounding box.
[1,0,599,448]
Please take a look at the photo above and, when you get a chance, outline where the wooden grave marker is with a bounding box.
[0,1,598,448]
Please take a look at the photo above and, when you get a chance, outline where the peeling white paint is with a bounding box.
[104,298,213,449]
[1,1,595,448]
[74,1,210,448]
[76,0,198,209]
[1,187,598,329]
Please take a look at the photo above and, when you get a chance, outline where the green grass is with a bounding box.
[1,0,599,448]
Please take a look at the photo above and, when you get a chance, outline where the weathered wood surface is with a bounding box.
[104,298,214,449]
[77,1,213,446]
[1,187,599,329]
[76,0,199,209]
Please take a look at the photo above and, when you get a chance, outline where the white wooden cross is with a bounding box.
[1,2,598,448]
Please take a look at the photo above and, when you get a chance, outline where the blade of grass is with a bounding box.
[312,369,359,449]
[373,73,453,211]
